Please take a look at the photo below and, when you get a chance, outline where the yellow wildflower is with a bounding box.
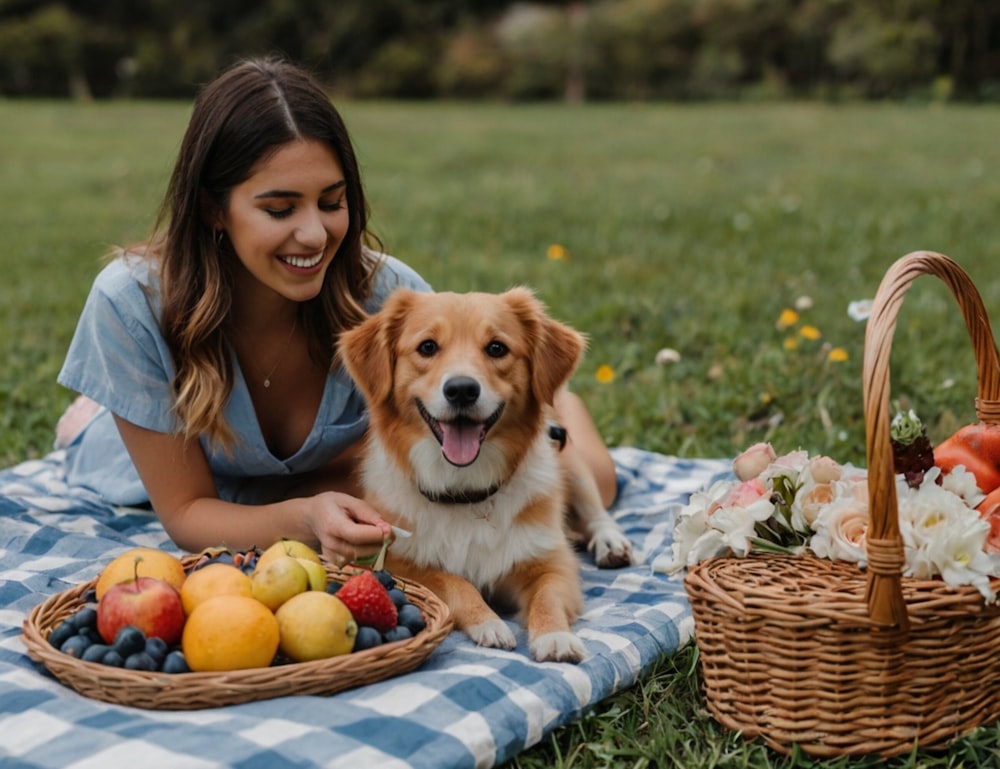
[546,244,567,261]
[828,347,849,362]
[799,325,821,340]
[776,308,799,329]
[595,364,615,384]
[783,337,798,351]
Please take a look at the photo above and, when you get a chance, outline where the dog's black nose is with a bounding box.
[443,376,480,407]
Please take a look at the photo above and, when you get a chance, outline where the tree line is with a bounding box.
[0,0,997,102]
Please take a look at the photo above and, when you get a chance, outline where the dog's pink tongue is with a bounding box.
[440,422,483,466]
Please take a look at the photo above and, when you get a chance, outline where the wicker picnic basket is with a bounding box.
[21,557,453,710]
[685,251,1000,758]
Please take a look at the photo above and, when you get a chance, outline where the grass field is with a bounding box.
[2,98,1000,767]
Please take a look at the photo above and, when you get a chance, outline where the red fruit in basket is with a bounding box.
[977,486,1000,553]
[935,422,1000,495]
[97,576,185,646]
[336,570,398,633]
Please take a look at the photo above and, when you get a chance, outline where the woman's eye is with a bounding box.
[485,340,508,358]
[320,200,345,212]
[417,340,438,356]
[265,207,294,219]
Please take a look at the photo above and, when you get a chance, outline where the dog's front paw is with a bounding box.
[466,618,517,650]
[590,526,635,569]
[530,631,586,663]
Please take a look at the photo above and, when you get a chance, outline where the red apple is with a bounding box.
[97,576,186,645]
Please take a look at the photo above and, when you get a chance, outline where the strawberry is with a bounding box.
[336,570,398,633]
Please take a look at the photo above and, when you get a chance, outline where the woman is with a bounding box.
[57,56,617,565]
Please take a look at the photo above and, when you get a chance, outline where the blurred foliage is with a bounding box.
[0,0,997,101]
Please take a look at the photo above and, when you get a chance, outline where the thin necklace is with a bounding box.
[248,315,298,389]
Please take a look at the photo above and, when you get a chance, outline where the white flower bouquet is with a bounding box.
[661,425,1000,602]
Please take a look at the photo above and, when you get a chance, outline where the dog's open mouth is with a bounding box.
[416,400,505,467]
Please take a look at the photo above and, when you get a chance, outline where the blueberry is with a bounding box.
[124,652,157,671]
[387,588,408,608]
[77,626,103,645]
[353,626,383,651]
[81,643,111,663]
[48,620,77,649]
[162,650,191,674]
[397,604,426,634]
[144,636,169,664]
[102,649,125,667]
[112,626,146,657]
[60,634,92,658]
[373,570,397,590]
[70,607,98,630]
[325,581,341,596]
[382,625,413,644]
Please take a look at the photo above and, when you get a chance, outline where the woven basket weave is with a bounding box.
[686,251,1000,758]
[21,558,452,710]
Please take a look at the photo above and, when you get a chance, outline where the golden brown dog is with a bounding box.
[338,287,633,663]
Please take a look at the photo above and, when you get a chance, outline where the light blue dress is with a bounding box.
[57,252,430,506]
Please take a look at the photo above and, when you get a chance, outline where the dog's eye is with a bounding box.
[485,340,508,358]
[417,339,438,357]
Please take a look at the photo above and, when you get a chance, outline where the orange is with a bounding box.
[181,595,280,672]
[180,562,253,615]
[95,547,187,600]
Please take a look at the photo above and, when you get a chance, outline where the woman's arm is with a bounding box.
[112,415,390,562]
[553,390,618,508]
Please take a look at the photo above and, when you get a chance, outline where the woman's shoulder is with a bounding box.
[366,250,432,309]
[90,251,159,298]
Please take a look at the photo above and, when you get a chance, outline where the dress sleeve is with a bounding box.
[366,253,433,311]
[57,259,180,434]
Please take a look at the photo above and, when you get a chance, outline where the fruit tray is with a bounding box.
[21,560,453,710]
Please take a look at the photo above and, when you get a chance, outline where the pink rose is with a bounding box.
[723,478,769,509]
[732,442,777,481]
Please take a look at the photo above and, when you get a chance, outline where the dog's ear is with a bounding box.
[503,287,585,406]
[338,289,417,405]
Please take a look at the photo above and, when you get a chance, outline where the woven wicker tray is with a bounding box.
[686,251,1000,758]
[21,560,453,710]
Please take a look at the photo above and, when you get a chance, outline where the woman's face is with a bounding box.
[218,138,350,306]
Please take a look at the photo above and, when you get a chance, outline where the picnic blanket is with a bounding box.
[0,447,730,769]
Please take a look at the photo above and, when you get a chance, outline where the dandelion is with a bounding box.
[546,244,567,261]
[595,364,615,384]
[655,348,681,366]
[776,308,799,329]
[783,337,798,351]
[799,325,821,341]
[794,296,814,311]
[848,299,873,322]
[827,347,849,363]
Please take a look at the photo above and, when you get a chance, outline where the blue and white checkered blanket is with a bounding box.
[0,448,729,769]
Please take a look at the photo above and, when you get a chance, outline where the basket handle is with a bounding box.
[863,251,1000,632]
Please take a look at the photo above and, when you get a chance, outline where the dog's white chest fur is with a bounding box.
[363,433,564,590]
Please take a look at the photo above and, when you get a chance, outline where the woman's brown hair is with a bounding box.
[146,56,380,448]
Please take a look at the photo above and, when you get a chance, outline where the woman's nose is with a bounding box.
[295,210,327,248]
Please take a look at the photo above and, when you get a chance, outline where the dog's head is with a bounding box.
[338,287,585,471]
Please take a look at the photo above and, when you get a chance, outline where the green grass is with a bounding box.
[3,98,1000,766]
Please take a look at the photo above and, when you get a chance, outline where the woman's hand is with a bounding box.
[307,491,393,566]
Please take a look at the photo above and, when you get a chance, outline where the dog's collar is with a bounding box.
[417,481,503,505]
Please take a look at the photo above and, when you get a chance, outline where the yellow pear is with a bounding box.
[296,558,328,591]
[275,591,357,661]
[251,555,309,611]
[255,539,322,572]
